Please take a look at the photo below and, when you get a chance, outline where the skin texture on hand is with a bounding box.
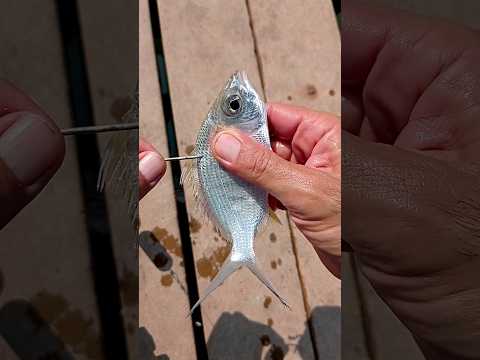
[139,138,165,199]
[0,80,65,230]
[213,103,341,278]
[343,1,480,358]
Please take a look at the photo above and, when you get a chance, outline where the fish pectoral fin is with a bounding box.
[187,259,242,317]
[247,263,291,310]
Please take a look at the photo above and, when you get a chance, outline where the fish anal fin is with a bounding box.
[187,259,242,317]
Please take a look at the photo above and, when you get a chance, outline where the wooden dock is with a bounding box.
[139,0,341,359]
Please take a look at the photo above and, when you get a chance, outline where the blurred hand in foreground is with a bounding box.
[343,1,480,358]
[0,80,65,230]
[213,103,341,278]
[139,138,165,199]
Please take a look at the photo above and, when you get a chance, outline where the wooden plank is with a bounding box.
[0,2,102,360]
[138,0,197,359]
[248,0,341,357]
[156,0,316,358]
[76,1,138,357]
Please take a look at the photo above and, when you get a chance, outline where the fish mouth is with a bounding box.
[227,70,251,89]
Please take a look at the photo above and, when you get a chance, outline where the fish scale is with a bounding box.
[183,71,289,315]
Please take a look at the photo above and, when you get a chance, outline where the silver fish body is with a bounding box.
[185,71,288,314]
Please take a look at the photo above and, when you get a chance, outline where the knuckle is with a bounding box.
[245,148,272,180]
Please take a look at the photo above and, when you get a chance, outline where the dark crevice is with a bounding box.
[286,214,320,360]
[245,0,266,98]
[55,0,129,359]
[148,1,209,359]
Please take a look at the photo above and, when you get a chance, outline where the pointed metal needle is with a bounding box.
[164,155,202,162]
[61,122,139,135]
[60,122,201,162]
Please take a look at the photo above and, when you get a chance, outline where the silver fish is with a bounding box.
[183,71,289,315]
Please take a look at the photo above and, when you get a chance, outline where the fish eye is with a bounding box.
[223,94,242,116]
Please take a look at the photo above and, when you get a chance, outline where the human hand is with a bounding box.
[0,80,65,230]
[139,138,166,199]
[343,1,480,358]
[212,103,341,278]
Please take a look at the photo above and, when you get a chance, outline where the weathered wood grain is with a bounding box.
[248,0,341,358]
[0,2,101,359]
[138,0,197,359]
[156,0,315,358]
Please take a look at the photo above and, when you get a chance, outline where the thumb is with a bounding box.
[0,111,65,229]
[212,130,339,217]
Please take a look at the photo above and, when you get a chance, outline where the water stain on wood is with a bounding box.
[306,84,317,97]
[185,144,195,155]
[263,296,272,309]
[153,227,182,257]
[269,233,277,243]
[267,318,274,327]
[270,260,277,270]
[31,291,69,323]
[189,217,202,233]
[329,89,336,96]
[30,291,102,359]
[161,274,173,287]
[196,245,230,279]
[110,96,132,121]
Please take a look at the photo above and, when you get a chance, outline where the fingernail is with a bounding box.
[139,152,165,184]
[0,113,60,185]
[214,133,241,163]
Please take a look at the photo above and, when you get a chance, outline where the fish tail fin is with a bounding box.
[247,262,291,310]
[187,259,242,317]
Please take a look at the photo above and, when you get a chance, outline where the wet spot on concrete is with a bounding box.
[185,145,195,155]
[110,96,132,121]
[119,268,138,306]
[161,274,173,287]
[267,318,274,327]
[270,260,277,270]
[264,296,272,309]
[329,89,336,96]
[153,227,182,257]
[287,95,292,101]
[269,233,277,243]
[189,217,202,233]
[196,245,230,279]
[260,334,271,346]
[306,84,317,97]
